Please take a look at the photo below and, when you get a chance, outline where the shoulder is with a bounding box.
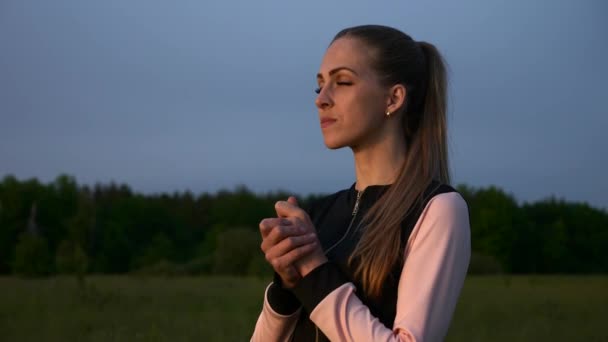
[400,182,469,239]
[402,181,466,229]
[402,182,469,241]
[424,191,469,219]
[423,180,458,199]
[404,191,471,257]
[421,181,468,216]
[416,191,470,243]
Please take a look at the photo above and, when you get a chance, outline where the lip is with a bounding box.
[320,118,337,128]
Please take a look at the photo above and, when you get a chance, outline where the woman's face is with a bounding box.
[315,37,389,150]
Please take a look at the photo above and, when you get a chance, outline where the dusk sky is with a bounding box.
[1,0,606,209]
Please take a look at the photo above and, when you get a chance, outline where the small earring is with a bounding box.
[386,111,391,117]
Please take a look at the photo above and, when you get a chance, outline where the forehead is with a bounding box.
[318,37,375,78]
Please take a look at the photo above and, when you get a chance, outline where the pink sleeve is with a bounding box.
[308,192,471,342]
[250,283,302,342]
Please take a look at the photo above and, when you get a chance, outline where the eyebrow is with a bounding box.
[316,66,359,80]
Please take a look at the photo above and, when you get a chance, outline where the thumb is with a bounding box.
[275,200,300,219]
[287,196,299,207]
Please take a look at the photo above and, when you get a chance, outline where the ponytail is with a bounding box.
[339,27,450,299]
[418,41,450,184]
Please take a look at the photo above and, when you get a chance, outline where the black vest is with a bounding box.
[291,181,457,342]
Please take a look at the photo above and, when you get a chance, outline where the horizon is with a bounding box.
[2,172,605,211]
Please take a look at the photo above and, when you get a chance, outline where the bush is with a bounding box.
[13,233,52,276]
[131,233,174,270]
[132,259,181,276]
[247,253,272,278]
[212,227,262,276]
[181,256,213,275]
[468,251,504,275]
[55,240,89,275]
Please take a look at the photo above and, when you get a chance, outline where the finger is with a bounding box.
[275,200,307,221]
[267,241,317,273]
[260,217,292,229]
[276,196,299,219]
[267,222,308,244]
[261,225,307,252]
[265,233,317,259]
[287,196,299,207]
[259,218,292,238]
[271,241,318,270]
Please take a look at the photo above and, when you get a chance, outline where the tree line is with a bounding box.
[0,174,606,277]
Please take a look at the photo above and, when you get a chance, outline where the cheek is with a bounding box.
[344,90,384,125]
[337,104,384,147]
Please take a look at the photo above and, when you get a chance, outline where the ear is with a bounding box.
[385,84,407,114]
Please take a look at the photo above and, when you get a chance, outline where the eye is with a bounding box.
[315,81,352,94]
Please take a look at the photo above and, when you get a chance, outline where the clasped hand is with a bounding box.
[259,196,327,288]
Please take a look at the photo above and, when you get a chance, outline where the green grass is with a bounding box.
[447,275,608,342]
[0,275,606,341]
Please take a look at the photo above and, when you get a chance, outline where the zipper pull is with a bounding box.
[352,190,363,216]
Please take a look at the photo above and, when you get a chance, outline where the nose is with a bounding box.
[315,87,333,110]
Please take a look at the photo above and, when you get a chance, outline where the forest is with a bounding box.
[1,174,606,277]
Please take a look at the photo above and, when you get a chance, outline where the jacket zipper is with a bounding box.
[316,189,364,341]
[323,189,363,254]
[352,189,363,216]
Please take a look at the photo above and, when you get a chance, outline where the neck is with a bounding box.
[352,126,406,192]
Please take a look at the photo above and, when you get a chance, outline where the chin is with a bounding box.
[323,136,349,150]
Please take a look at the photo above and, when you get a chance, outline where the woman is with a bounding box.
[251,25,471,342]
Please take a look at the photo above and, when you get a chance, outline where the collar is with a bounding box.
[347,182,392,205]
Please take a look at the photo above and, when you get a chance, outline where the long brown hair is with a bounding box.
[333,25,450,299]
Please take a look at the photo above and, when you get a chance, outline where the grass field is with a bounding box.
[0,275,606,341]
